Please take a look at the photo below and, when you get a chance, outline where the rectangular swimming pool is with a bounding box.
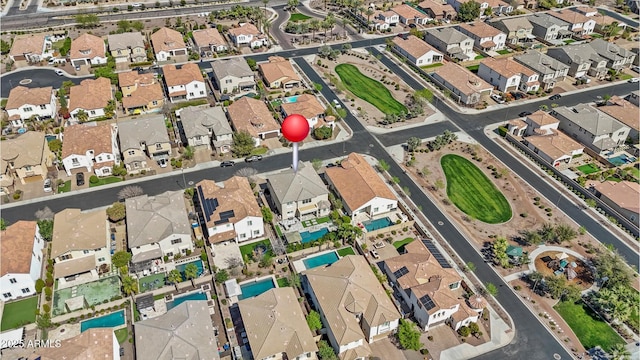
[80,310,125,332]
[302,251,339,270]
[238,278,276,300]
[282,95,300,103]
[608,154,636,166]
[300,228,329,243]
[166,291,208,311]
[363,217,394,232]
[176,260,204,278]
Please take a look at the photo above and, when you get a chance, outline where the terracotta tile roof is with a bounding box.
[392,35,440,60]
[51,208,107,258]
[325,153,396,212]
[1,131,49,169]
[459,21,503,38]
[259,56,301,87]
[54,255,97,279]
[70,33,105,60]
[118,70,156,88]
[195,176,261,232]
[524,131,583,160]
[30,328,115,360]
[228,22,261,37]
[122,83,164,109]
[418,0,456,15]
[598,101,640,131]
[592,14,624,27]
[526,110,559,127]
[549,9,590,25]
[227,97,280,138]
[280,94,325,120]
[107,32,145,51]
[162,63,204,87]
[5,86,53,110]
[68,77,112,113]
[573,6,599,15]
[61,123,114,159]
[9,34,45,57]
[485,0,509,7]
[481,57,535,78]
[593,181,640,214]
[432,63,493,96]
[391,4,425,19]
[192,28,226,48]
[0,221,38,276]
[151,27,186,53]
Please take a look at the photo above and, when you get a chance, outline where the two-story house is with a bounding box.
[195,176,264,244]
[424,27,474,61]
[258,56,301,89]
[117,115,171,173]
[370,10,400,30]
[228,23,268,48]
[417,0,457,22]
[191,28,228,54]
[266,161,330,220]
[280,94,326,130]
[588,39,636,71]
[546,44,608,79]
[107,32,147,67]
[150,27,188,62]
[487,17,535,47]
[61,123,120,177]
[549,9,596,37]
[5,86,56,127]
[68,77,113,121]
[30,328,121,360]
[598,96,640,142]
[1,131,54,185]
[9,34,46,65]
[457,21,507,51]
[514,51,569,91]
[391,35,444,67]
[528,13,572,42]
[227,97,281,146]
[70,33,107,69]
[392,4,430,25]
[177,105,233,153]
[477,57,540,93]
[429,63,494,105]
[125,191,194,274]
[118,71,165,115]
[162,63,206,102]
[0,221,45,301]
[447,0,512,17]
[210,57,256,94]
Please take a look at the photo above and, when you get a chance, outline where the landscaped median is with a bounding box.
[335,63,407,115]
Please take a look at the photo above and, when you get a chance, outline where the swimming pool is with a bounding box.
[300,228,329,243]
[80,310,125,332]
[302,251,339,270]
[238,278,276,300]
[166,291,208,310]
[363,217,394,232]
[176,260,204,278]
[282,95,300,103]
[608,154,636,166]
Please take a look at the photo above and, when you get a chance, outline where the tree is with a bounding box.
[528,271,544,292]
[0,39,10,54]
[107,202,126,222]
[397,319,422,351]
[591,251,632,289]
[604,21,622,38]
[492,237,509,268]
[485,283,498,297]
[610,343,631,360]
[318,340,337,360]
[59,37,72,56]
[337,222,362,244]
[258,253,273,268]
[75,109,89,123]
[232,130,255,157]
[168,269,183,284]
[519,252,531,267]
[261,206,273,223]
[377,159,390,172]
[288,272,301,288]
[182,146,194,160]
[215,269,229,283]
[544,275,567,299]
[468,322,480,335]
[554,223,577,243]
[434,179,445,191]
[306,310,323,332]
[287,0,299,10]
[407,137,421,151]
[262,0,269,11]
[521,229,542,246]
[118,186,144,201]
[36,313,52,330]
[37,220,54,241]
[112,251,132,269]
[457,0,481,22]
[458,325,471,337]
[314,126,332,140]
[365,7,375,24]
[121,275,138,296]
[35,207,54,221]
[310,18,321,41]
[184,263,199,280]
[246,58,257,71]
[35,279,45,294]
[538,222,555,243]
[466,262,476,272]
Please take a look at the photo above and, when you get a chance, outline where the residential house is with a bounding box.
[117,115,171,173]
[514,51,569,91]
[0,221,45,301]
[0,131,54,184]
[590,181,640,222]
[303,256,401,357]
[191,28,228,54]
[210,57,256,94]
[150,27,188,62]
[195,176,264,244]
[598,97,640,142]
[524,110,561,136]
[134,301,219,360]
[228,23,268,48]
[391,35,444,67]
[280,94,326,129]
[572,6,599,17]
[383,240,483,331]
[259,56,301,89]
[528,13,572,42]
[424,27,474,61]
[266,161,330,220]
[429,63,493,105]
[51,208,110,284]
[238,288,318,360]
[370,10,400,30]
[227,97,280,146]
[125,191,194,273]
[551,104,631,154]
[417,0,457,22]
[523,131,584,167]
[392,4,430,25]
[548,9,596,37]
[477,57,540,93]
[546,44,608,79]
[487,17,535,47]
[446,0,512,17]
[325,152,398,218]
[68,77,113,121]
[70,33,107,68]
[177,105,233,152]
[28,328,120,360]
[588,39,636,71]
[61,123,120,176]
[118,71,165,115]
[592,13,629,36]
[107,32,147,66]
[5,86,56,127]
[9,34,46,64]
[629,90,640,107]
[457,22,507,51]
[162,63,206,102]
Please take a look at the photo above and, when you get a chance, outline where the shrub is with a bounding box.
[44,287,52,297]
[35,279,45,294]
[89,175,99,184]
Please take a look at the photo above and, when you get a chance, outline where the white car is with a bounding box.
[333,99,342,108]
[43,178,52,192]
[55,69,65,76]
[490,94,505,104]
[629,78,639,83]
[370,250,380,259]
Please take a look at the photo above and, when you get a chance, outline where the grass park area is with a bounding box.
[393,238,414,250]
[89,176,122,188]
[1,296,38,331]
[57,180,71,193]
[337,247,356,256]
[554,300,624,352]
[277,277,289,287]
[335,64,407,115]
[577,163,600,174]
[289,13,311,22]
[496,49,511,55]
[115,328,128,344]
[239,239,273,261]
[441,154,512,224]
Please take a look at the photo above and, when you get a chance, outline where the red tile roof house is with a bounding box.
[151,27,188,62]
[67,77,113,123]
[590,181,640,223]
[162,63,207,102]
[227,97,280,146]
[61,123,120,177]
[0,221,46,301]
[191,28,228,54]
[228,23,269,48]
[9,34,46,65]
[391,35,444,67]
[457,21,508,51]
[4,86,57,128]
[69,33,108,69]
[391,4,430,25]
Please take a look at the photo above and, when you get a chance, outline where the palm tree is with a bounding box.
[75,109,89,123]
[168,269,183,290]
[261,0,269,12]
[365,8,374,25]
[324,13,336,39]
[538,222,555,243]
[610,343,631,360]
[287,0,299,10]
[184,263,199,285]
[528,270,543,292]
[309,18,321,42]
[121,275,139,297]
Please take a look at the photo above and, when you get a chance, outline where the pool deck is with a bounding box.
[292,249,339,273]
[227,275,278,305]
[141,285,213,319]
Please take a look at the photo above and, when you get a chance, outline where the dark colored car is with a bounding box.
[120,347,124,356]
[326,163,336,168]
[220,161,235,168]
[510,91,526,100]
[549,94,562,100]
[132,66,143,72]
[518,111,532,117]
[76,173,85,186]
[245,155,263,162]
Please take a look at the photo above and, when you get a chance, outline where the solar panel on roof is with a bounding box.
[393,266,409,279]
[419,294,436,310]
[198,185,219,223]
[219,210,235,220]
[422,239,452,268]
[213,218,230,225]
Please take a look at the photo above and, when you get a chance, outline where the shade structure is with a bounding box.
[468,295,486,310]
[555,252,569,260]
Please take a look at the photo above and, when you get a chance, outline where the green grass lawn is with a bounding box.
[115,328,128,344]
[335,64,407,115]
[577,163,600,174]
[89,176,122,188]
[393,238,414,249]
[239,239,273,261]
[626,166,640,179]
[251,147,268,155]
[337,247,355,256]
[1,296,38,331]
[605,176,622,182]
[496,49,511,55]
[57,180,71,193]
[554,300,625,352]
[277,277,290,287]
[474,55,485,60]
[619,73,633,80]
[421,63,444,70]
[590,33,603,38]
[275,225,283,237]
[564,39,575,44]
[441,154,512,224]
[466,65,479,73]
[289,13,311,22]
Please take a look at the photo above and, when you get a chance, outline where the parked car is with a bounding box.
[76,173,85,186]
[370,250,380,259]
[132,66,143,72]
[157,158,167,168]
[549,94,562,100]
[43,178,52,192]
[54,69,65,76]
[490,94,505,104]
[509,91,526,100]
[629,78,639,83]
[220,161,235,168]
[245,155,263,162]
[120,348,125,356]
[326,163,336,168]
[518,111,532,117]
[632,66,640,73]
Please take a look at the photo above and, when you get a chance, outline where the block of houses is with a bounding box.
[590,181,639,223]
[238,288,318,360]
[227,97,280,146]
[107,32,147,65]
[177,105,233,152]
[125,191,194,273]
[447,0,512,16]
[383,240,483,331]
[266,161,330,220]
[392,4,430,25]
[303,255,401,357]
[477,57,540,93]
[228,23,268,48]
[259,56,301,89]
[487,17,535,47]
[457,22,507,51]
[280,94,327,130]
[70,33,107,68]
[192,28,228,54]
[51,208,110,285]
[5,86,56,127]
[0,221,45,301]
[546,44,608,79]
[150,27,188,62]
[118,71,165,115]
[514,51,569,91]
[61,123,120,176]
[162,63,206,102]
[195,176,264,244]
[588,39,636,71]
[391,35,444,67]
[417,0,457,22]
[597,96,640,142]
[548,9,596,37]
[523,130,584,167]
[29,328,120,360]
[135,301,219,360]
[117,115,171,173]
[528,13,572,42]
[424,27,474,61]
[9,34,46,64]
[68,77,113,121]
[551,104,631,155]
[325,152,398,218]
[1,131,54,185]
[210,57,256,94]
[369,10,399,31]
[429,63,493,105]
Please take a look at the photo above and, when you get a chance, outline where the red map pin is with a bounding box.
[281,114,309,172]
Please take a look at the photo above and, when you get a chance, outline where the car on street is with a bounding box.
[76,173,85,186]
[490,94,505,104]
[326,163,336,168]
[333,99,342,108]
[632,66,640,73]
[518,111,532,117]
[549,94,562,100]
[55,69,65,76]
[220,161,235,168]
[120,348,125,356]
[43,178,52,192]
[245,155,263,162]
[629,78,639,83]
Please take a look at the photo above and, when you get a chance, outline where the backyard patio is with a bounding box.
[52,276,121,316]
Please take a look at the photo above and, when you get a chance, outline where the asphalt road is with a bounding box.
[0,69,86,97]
[271,6,295,50]
[597,7,640,29]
